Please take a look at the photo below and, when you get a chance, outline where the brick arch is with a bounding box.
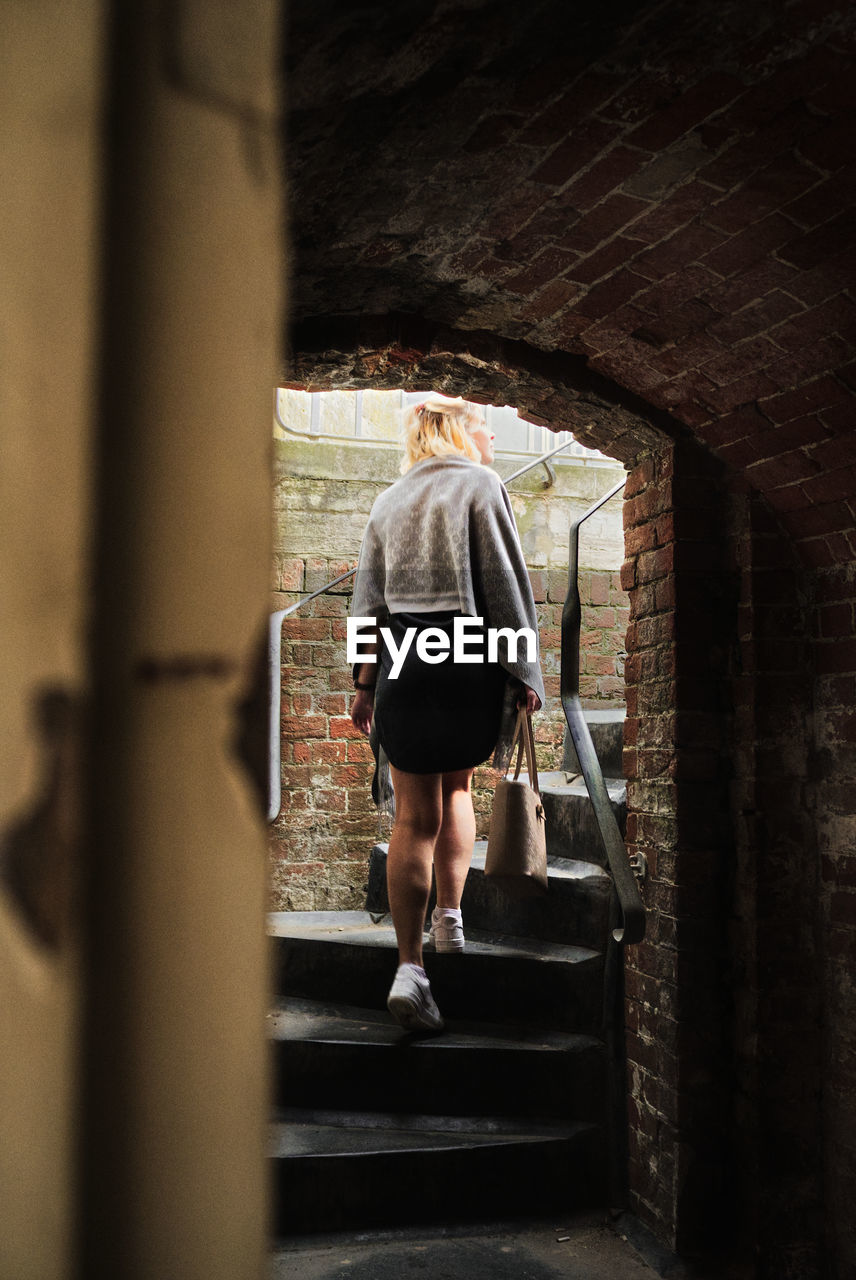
[288,312,683,462]
[287,314,839,1272]
[288,0,856,573]
[286,324,774,1259]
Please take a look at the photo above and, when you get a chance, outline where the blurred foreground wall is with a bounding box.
[0,2,283,1276]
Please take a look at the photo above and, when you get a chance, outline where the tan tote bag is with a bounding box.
[485,707,548,898]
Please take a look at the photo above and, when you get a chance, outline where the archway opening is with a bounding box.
[269,384,627,912]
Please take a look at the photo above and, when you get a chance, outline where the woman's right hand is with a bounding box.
[517,686,542,714]
[350,688,374,736]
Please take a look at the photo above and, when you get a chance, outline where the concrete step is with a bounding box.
[270,995,607,1122]
[270,1109,603,1234]
[562,707,626,779]
[366,841,612,951]
[270,911,605,1034]
[539,773,627,868]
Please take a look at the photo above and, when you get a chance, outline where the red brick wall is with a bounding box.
[814,559,856,1276]
[621,441,848,1274]
[728,492,825,1275]
[289,0,856,580]
[623,440,739,1255]
[269,557,372,911]
[269,560,628,910]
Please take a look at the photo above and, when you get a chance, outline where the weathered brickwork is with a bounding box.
[621,441,737,1256]
[727,493,825,1275]
[269,560,627,910]
[621,448,847,1274]
[813,559,856,1275]
[288,0,856,574]
[269,563,371,912]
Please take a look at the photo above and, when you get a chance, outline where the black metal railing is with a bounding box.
[560,478,646,944]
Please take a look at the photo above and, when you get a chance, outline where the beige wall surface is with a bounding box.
[0,3,102,1277]
[1,2,284,1277]
[81,2,282,1277]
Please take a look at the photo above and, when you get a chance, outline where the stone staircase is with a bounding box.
[268,707,628,1236]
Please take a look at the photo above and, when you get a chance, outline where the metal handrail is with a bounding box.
[266,573,355,822]
[560,478,646,945]
[273,436,579,623]
[267,439,583,821]
[501,435,576,485]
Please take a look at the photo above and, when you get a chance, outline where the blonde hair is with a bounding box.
[400,394,484,473]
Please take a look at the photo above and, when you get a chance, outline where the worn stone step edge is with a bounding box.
[368,841,612,888]
[270,997,608,1123]
[269,910,602,965]
[270,1115,606,1232]
[365,842,612,943]
[269,995,604,1055]
[540,773,627,869]
[539,772,627,805]
[482,771,626,810]
[270,1108,595,1157]
[562,706,626,778]
[271,911,606,1033]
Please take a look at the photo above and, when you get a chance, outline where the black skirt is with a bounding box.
[372,612,508,774]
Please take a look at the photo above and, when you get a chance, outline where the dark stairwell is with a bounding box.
[266,471,643,1235]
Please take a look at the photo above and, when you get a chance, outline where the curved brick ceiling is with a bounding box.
[286,0,856,565]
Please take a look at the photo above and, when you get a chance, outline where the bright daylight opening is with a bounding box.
[269,388,628,914]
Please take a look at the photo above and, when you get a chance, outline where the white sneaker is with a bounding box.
[428,906,465,953]
[387,963,444,1032]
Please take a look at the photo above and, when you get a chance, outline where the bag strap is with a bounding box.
[509,709,525,779]
[509,706,541,799]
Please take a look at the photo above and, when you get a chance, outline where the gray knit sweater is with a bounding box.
[352,455,545,704]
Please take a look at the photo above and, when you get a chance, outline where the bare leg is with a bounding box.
[386,767,442,967]
[433,769,476,909]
